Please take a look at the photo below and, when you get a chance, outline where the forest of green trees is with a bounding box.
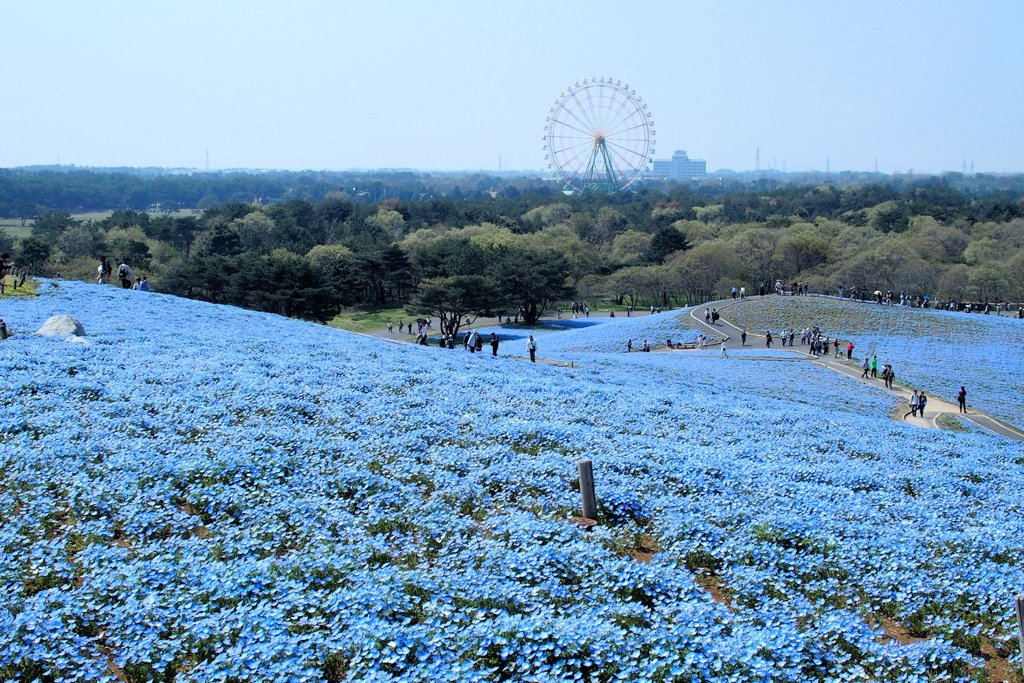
[4,168,1024,326]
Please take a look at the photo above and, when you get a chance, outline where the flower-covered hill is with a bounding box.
[726,296,1024,428]
[2,281,1023,682]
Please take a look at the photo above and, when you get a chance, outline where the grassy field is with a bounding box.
[327,306,408,333]
[0,220,31,241]
[0,276,37,298]
[1,209,200,241]
[3,209,202,250]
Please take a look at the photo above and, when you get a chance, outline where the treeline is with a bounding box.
[0,168,559,218]
[4,166,1024,219]
[6,177,1024,327]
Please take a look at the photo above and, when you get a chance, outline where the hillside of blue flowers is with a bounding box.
[728,297,1024,429]
[2,281,1023,682]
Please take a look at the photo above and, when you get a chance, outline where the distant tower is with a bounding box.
[970,161,974,174]
[755,146,760,173]
[826,155,830,174]
[205,150,209,171]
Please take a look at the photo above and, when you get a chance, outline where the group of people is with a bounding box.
[805,328,849,358]
[570,302,590,318]
[740,282,1024,320]
[622,305,662,317]
[768,280,811,296]
[405,328,503,357]
[764,329,798,348]
[905,386,968,418]
[97,258,149,291]
[904,390,928,419]
[761,326,855,360]
[463,330,501,356]
[625,338,652,353]
[390,318,432,336]
[388,316,544,362]
[833,283,1023,317]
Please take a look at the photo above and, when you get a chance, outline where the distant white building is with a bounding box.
[651,150,707,180]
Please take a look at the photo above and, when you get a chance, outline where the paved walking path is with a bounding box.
[687,297,1024,441]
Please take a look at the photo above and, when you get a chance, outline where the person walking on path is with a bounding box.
[870,354,878,378]
[861,356,870,378]
[846,341,854,360]
[918,392,928,419]
[741,329,747,346]
[720,344,728,358]
[904,390,920,419]
[490,332,499,356]
[765,330,773,348]
[527,335,537,362]
[957,386,967,413]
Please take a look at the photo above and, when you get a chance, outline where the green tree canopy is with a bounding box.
[19,237,52,271]
[491,246,574,324]
[405,275,500,338]
[646,225,692,264]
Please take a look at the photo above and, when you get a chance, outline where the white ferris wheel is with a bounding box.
[543,77,655,193]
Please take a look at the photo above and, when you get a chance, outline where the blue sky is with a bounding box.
[3,0,1022,173]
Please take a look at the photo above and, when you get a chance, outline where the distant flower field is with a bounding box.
[727,296,1024,428]
[474,309,702,356]
[1,281,1022,681]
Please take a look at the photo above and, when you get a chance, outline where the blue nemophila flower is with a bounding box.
[0,280,1020,681]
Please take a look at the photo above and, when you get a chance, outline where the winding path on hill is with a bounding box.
[686,296,1024,442]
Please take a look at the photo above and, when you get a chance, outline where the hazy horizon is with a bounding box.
[13,162,1021,178]
[4,0,1022,175]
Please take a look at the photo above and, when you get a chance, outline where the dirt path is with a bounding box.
[688,297,1024,441]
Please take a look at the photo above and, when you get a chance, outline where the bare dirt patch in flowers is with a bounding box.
[879,616,927,646]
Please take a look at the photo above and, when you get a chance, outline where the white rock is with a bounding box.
[37,315,86,337]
